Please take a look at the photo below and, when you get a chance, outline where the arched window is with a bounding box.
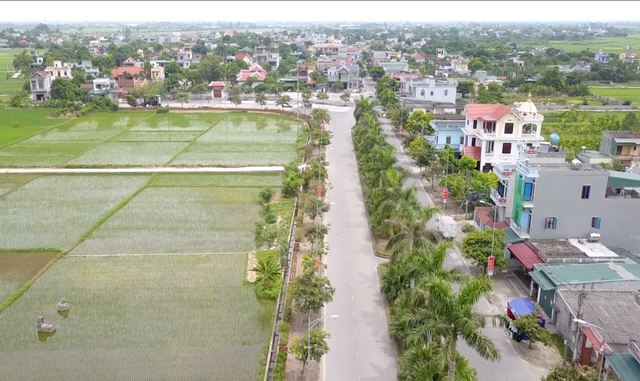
[444,90,448,96]
[420,89,425,96]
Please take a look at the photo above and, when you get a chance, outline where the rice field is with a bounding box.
[589,87,640,105]
[0,254,274,380]
[526,33,640,52]
[0,251,58,304]
[0,175,150,250]
[0,110,305,167]
[70,186,264,255]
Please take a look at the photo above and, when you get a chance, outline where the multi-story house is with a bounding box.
[427,114,467,157]
[30,71,52,101]
[150,66,165,82]
[45,61,73,79]
[504,144,640,250]
[594,50,608,64]
[325,63,359,90]
[462,95,544,173]
[599,131,640,167]
[308,44,343,55]
[408,76,457,104]
[619,46,637,61]
[378,61,409,74]
[0,39,9,48]
[253,52,280,69]
[28,56,45,74]
[236,64,267,85]
[392,73,422,94]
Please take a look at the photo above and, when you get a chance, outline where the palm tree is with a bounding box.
[354,97,379,122]
[414,276,501,380]
[385,205,440,261]
[253,256,282,290]
[398,342,477,381]
[311,107,331,125]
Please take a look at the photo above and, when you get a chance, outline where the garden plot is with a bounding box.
[65,142,190,166]
[0,254,273,381]
[110,130,202,142]
[129,112,226,132]
[0,106,69,147]
[0,251,58,304]
[0,175,149,250]
[71,186,263,255]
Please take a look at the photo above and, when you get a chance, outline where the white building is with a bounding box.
[45,61,73,79]
[462,94,544,172]
[408,76,457,104]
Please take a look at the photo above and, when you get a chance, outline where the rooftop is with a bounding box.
[558,290,640,345]
[465,103,512,121]
[604,130,640,140]
[607,352,640,381]
[528,239,620,261]
[532,262,640,287]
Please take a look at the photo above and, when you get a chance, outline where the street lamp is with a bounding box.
[307,315,339,381]
[478,200,497,277]
[573,319,612,381]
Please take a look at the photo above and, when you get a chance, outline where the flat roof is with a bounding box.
[533,262,640,285]
[528,239,619,260]
[558,290,640,345]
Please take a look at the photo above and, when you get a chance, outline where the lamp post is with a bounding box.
[573,319,611,381]
[307,314,339,381]
[478,200,497,277]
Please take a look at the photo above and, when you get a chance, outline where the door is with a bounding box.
[579,335,593,365]
[213,89,222,98]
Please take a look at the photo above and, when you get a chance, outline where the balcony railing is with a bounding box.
[516,161,539,177]
[490,188,507,205]
[613,154,640,160]
[510,220,530,238]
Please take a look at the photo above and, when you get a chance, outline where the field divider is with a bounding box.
[67,175,156,254]
[0,113,74,150]
[104,112,158,143]
[66,252,248,257]
[164,112,230,167]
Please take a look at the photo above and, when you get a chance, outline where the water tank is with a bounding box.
[571,159,583,170]
[550,133,560,144]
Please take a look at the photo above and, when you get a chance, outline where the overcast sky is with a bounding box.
[2,1,639,23]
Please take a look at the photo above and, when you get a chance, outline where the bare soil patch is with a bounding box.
[0,251,58,282]
[245,251,258,283]
[513,340,564,369]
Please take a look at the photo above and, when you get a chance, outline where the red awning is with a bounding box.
[463,146,481,161]
[508,243,544,272]
[582,326,613,355]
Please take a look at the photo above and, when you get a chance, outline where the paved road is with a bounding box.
[323,107,398,381]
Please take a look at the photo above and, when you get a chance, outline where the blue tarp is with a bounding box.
[508,298,536,318]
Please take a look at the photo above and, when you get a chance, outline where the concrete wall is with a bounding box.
[529,169,640,248]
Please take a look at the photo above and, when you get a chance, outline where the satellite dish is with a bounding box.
[550,133,560,144]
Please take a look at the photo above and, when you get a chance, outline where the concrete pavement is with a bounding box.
[323,107,398,381]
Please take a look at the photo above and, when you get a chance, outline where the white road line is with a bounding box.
[354,331,357,337]
[350,281,353,285]
[356,352,359,358]
[349,268,351,272]
[352,296,354,301]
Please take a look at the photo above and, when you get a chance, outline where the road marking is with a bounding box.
[350,281,353,285]
[352,296,354,301]
[354,330,357,337]
[347,255,350,259]
[356,352,359,358]
[353,312,356,317]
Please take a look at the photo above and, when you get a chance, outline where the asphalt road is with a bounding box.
[323,107,398,381]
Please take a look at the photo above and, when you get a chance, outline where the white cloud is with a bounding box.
[1,1,638,23]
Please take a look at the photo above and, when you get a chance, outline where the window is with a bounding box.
[446,136,452,144]
[459,136,464,145]
[591,217,601,229]
[420,89,425,96]
[430,91,434,96]
[502,143,512,154]
[504,122,514,134]
[444,90,448,96]
[524,182,534,201]
[485,141,495,153]
[581,185,591,199]
[545,217,557,230]
[471,137,476,146]
[473,120,478,129]
[485,121,496,133]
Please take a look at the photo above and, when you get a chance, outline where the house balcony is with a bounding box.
[522,198,534,209]
[613,154,640,162]
[516,161,539,178]
[490,188,507,206]
[510,220,530,239]
[493,162,516,179]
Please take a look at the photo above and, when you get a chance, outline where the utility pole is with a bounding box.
[569,289,587,364]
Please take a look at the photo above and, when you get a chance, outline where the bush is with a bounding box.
[255,277,283,300]
[156,107,170,113]
[264,210,277,224]
[461,224,476,233]
[259,188,275,203]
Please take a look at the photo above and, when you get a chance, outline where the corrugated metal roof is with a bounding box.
[607,171,640,189]
[530,270,555,291]
[558,290,640,345]
[509,243,544,272]
[535,263,640,285]
[607,353,640,381]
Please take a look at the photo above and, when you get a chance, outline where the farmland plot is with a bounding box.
[71,186,263,255]
[0,254,274,381]
[148,173,283,188]
[65,141,190,166]
[129,112,226,132]
[0,141,97,167]
[0,175,149,250]
[0,251,58,304]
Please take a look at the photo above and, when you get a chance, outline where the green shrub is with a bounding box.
[256,277,283,300]
[264,210,277,224]
[156,107,170,113]
[462,224,476,233]
[260,188,275,203]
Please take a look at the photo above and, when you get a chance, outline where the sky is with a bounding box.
[1,1,639,23]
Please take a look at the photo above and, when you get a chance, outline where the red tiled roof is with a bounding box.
[80,83,93,90]
[111,67,143,78]
[494,221,509,229]
[237,70,265,82]
[581,326,613,355]
[209,81,225,88]
[347,47,359,52]
[466,104,512,121]
[508,243,544,272]
[234,53,251,61]
[412,53,426,59]
[116,79,144,88]
[463,146,481,161]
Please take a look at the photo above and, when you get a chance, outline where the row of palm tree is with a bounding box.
[352,97,500,381]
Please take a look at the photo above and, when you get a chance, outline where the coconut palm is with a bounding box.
[354,97,379,122]
[253,256,282,289]
[385,205,440,262]
[398,343,477,381]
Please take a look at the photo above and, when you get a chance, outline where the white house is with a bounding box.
[462,94,544,172]
[408,76,457,104]
[45,61,73,79]
[30,71,52,101]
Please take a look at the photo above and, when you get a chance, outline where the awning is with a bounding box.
[463,146,481,161]
[607,171,640,189]
[509,243,544,272]
[582,326,613,355]
[530,270,556,291]
[606,353,640,381]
